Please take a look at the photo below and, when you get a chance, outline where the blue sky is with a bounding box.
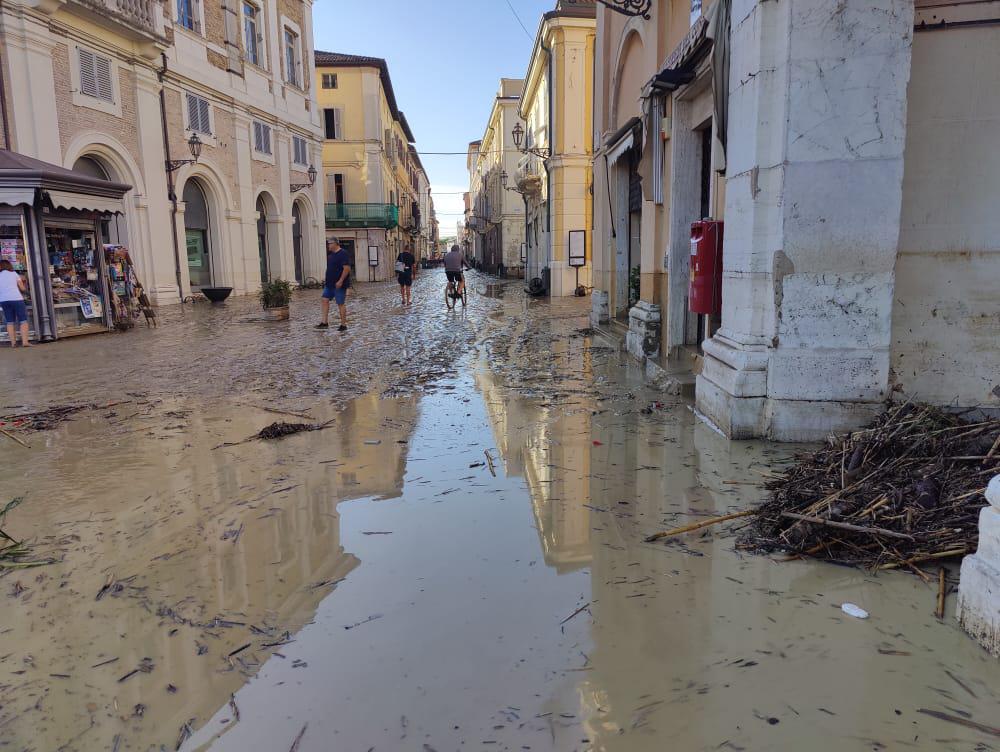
[312,0,555,237]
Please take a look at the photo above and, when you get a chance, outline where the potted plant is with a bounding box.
[259,278,293,321]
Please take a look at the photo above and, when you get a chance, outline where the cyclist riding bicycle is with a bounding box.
[444,244,470,297]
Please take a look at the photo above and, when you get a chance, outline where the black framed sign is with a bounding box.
[520,243,527,263]
[368,245,379,267]
[568,230,586,268]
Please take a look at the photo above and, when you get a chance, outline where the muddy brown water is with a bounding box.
[0,273,996,751]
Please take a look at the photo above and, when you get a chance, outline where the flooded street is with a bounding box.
[1,271,997,752]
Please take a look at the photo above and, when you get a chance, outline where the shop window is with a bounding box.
[323,108,342,140]
[253,121,272,155]
[283,27,301,87]
[322,73,338,89]
[292,135,308,166]
[78,48,114,104]
[186,93,212,135]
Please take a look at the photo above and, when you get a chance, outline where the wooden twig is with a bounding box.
[935,567,946,619]
[560,601,591,625]
[878,548,968,571]
[644,511,755,543]
[916,709,1000,738]
[779,512,915,541]
[484,450,496,477]
[0,427,29,449]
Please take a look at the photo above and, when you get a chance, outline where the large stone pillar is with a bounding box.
[696,0,916,441]
[958,476,1000,657]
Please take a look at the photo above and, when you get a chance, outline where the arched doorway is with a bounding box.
[72,156,128,246]
[292,201,304,284]
[256,195,269,284]
[184,180,213,289]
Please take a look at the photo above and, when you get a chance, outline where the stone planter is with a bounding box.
[262,305,289,321]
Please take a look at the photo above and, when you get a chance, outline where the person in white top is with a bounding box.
[0,259,30,347]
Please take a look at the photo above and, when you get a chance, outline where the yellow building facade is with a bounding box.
[517,1,595,297]
[314,51,431,282]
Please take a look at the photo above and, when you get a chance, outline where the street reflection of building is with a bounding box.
[0,392,419,750]
[475,341,596,572]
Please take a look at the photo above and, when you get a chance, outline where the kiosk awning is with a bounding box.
[0,187,35,207]
[45,190,125,215]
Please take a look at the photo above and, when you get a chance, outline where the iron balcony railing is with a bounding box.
[325,203,399,229]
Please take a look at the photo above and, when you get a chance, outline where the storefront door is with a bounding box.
[0,213,35,343]
[292,203,303,284]
[183,180,212,288]
[257,197,269,284]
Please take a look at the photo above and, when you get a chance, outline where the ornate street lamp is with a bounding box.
[165,133,203,172]
[594,0,652,18]
[512,122,524,150]
[290,164,318,193]
[511,122,549,160]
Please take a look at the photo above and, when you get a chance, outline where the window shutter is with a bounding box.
[93,54,114,102]
[253,121,262,152]
[186,93,198,130]
[198,98,210,134]
[263,124,271,154]
[333,109,342,140]
[78,48,98,98]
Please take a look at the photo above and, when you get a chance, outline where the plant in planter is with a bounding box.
[259,278,293,321]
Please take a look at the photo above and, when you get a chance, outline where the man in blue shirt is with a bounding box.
[316,238,351,331]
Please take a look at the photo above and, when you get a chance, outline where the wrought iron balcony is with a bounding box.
[325,203,399,230]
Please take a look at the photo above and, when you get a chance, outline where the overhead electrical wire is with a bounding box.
[503,0,534,40]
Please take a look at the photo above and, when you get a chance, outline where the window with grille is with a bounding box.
[78,48,114,103]
[283,28,299,87]
[177,0,200,32]
[185,93,211,135]
[292,135,308,166]
[321,73,338,89]
[323,108,342,140]
[253,120,272,155]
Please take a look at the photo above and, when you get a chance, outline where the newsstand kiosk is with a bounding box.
[0,151,130,342]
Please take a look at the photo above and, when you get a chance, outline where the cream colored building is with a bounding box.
[315,51,430,282]
[468,79,525,276]
[517,0,595,296]
[0,0,325,302]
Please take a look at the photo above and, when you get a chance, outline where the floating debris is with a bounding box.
[0,498,55,570]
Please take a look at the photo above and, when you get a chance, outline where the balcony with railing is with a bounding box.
[325,203,399,230]
[516,155,544,196]
[71,0,166,42]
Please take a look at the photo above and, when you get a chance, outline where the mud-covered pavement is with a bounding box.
[1,270,997,752]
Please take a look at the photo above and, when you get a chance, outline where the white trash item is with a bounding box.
[841,603,869,619]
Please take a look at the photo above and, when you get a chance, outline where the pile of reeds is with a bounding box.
[739,402,1000,575]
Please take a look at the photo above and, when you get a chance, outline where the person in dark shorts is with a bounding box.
[443,244,470,297]
[0,259,30,347]
[396,245,416,305]
[316,238,351,332]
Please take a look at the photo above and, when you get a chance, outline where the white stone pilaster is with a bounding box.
[695,0,917,441]
[958,476,1000,657]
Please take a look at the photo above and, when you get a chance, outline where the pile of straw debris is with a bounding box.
[739,402,999,575]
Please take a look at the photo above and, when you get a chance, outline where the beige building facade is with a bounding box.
[468,79,525,277]
[517,0,595,297]
[0,0,325,302]
[315,52,431,282]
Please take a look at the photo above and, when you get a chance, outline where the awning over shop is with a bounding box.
[0,187,36,207]
[0,150,131,210]
[45,190,125,215]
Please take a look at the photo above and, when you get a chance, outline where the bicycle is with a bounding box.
[445,274,467,310]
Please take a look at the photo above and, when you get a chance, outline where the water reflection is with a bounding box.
[0,392,420,750]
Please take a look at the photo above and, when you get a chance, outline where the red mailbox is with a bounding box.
[688,220,724,315]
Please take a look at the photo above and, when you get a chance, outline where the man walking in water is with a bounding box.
[444,244,469,297]
[316,237,351,332]
[396,244,416,306]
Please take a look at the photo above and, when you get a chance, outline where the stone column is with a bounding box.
[958,476,1000,657]
[695,0,916,441]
